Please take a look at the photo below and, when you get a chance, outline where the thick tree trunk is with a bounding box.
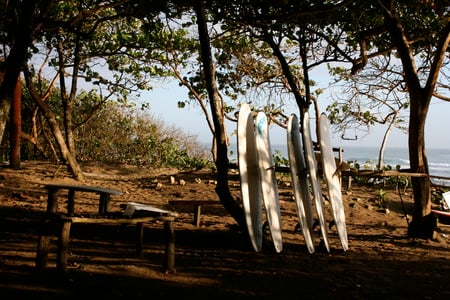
[381,3,446,239]
[0,98,10,148]
[194,0,245,229]
[407,90,435,238]
[0,1,38,146]
[9,78,22,169]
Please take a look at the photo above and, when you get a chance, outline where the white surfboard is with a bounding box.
[287,114,315,254]
[255,112,283,253]
[123,202,178,217]
[237,103,263,252]
[319,113,348,251]
[303,112,330,252]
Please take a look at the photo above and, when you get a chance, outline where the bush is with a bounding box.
[2,88,212,170]
[74,102,212,169]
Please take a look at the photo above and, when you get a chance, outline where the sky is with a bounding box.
[143,80,450,151]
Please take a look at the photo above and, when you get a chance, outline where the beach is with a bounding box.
[0,160,449,299]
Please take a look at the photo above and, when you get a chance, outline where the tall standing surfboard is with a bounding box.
[287,114,315,254]
[237,103,263,252]
[303,112,330,252]
[319,113,349,251]
[255,112,283,253]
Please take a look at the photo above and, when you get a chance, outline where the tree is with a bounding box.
[327,56,409,170]
[0,0,48,151]
[331,0,450,238]
[8,76,21,168]
[1,0,446,239]
[193,0,246,228]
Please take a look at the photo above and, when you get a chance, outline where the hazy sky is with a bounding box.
[144,81,450,151]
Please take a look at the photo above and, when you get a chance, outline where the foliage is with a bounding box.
[1,85,211,170]
[74,101,211,169]
[378,188,388,208]
[272,149,289,167]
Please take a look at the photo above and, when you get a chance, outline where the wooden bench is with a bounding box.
[168,200,222,227]
[44,183,123,215]
[35,213,176,274]
[38,183,176,274]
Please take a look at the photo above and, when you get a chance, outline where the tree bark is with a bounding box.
[407,89,435,238]
[0,1,39,146]
[194,0,245,229]
[23,65,84,181]
[9,78,21,169]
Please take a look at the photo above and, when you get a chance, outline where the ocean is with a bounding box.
[227,144,450,183]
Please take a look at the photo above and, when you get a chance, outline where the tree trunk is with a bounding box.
[381,4,450,239]
[407,90,435,238]
[0,1,38,146]
[23,66,84,181]
[376,112,397,171]
[57,33,80,156]
[194,0,245,229]
[9,78,22,169]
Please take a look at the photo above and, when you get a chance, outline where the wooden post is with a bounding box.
[136,222,144,258]
[57,219,72,274]
[47,189,58,213]
[347,175,352,190]
[35,219,51,270]
[99,194,110,215]
[194,204,202,227]
[67,190,75,214]
[163,220,176,274]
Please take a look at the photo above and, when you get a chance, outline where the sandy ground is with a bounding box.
[0,160,449,299]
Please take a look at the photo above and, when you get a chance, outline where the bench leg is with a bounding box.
[36,220,52,270]
[136,223,144,258]
[36,236,50,269]
[194,205,202,227]
[99,194,111,215]
[67,190,75,214]
[57,220,72,274]
[163,220,176,274]
[47,189,58,213]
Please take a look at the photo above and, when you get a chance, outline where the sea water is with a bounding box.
[227,143,450,182]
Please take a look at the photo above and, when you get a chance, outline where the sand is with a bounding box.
[0,160,449,299]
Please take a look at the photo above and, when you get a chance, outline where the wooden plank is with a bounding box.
[44,183,123,196]
[57,220,72,274]
[66,215,175,224]
[342,170,428,178]
[163,220,176,274]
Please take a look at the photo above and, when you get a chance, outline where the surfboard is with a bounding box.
[123,202,178,217]
[442,191,450,209]
[237,103,263,252]
[287,114,315,254]
[319,113,349,251]
[302,111,330,252]
[255,112,283,253]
